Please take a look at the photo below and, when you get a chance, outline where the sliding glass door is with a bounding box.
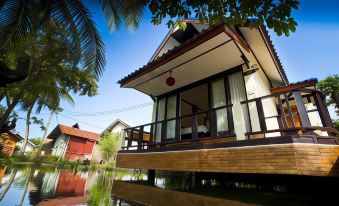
[228,71,248,139]
[155,94,178,142]
[211,78,228,135]
[166,95,177,139]
[155,98,166,142]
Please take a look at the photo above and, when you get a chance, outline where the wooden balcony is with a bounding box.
[116,88,339,176]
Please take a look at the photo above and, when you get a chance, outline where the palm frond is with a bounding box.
[0,0,32,48]
[52,0,81,64]
[99,0,121,32]
[119,0,145,31]
[63,0,106,77]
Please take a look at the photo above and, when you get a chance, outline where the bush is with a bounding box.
[40,154,59,163]
[0,153,12,167]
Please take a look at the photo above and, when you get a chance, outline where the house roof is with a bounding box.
[7,130,37,148]
[258,25,288,84]
[101,119,131,136]
[117,20,288,87]
[47,124,100,141]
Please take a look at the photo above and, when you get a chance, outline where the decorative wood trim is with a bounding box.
[271,80,318,94]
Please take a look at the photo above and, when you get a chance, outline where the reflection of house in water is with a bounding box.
[40,171,88,199]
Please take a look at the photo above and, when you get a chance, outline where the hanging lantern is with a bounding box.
[166,71,175,86]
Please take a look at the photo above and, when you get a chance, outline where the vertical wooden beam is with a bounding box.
[256,99,267,132]
[138,126,144,150]
[149,124,154,144]
[192,114,198,142]
[162,97,168,143]
[128,128,134,149]
[313,92,334,128]
[225,77,234,134]
[293,91,311,127]
[175,93,181,141]
[277,95,288,129]
[210,110,217,137]
[284,93,296,128]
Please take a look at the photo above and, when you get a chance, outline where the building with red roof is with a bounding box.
[46,123,100,160]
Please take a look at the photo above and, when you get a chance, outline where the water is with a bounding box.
[0,165,337,206]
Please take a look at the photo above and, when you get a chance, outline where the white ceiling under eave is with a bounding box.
[125,32,245,97]
[239,27,286,87]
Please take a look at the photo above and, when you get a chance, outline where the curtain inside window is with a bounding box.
[166,95,177,139]
[211,78,228,134]
[228,71,248,139]
[156,98,166,142]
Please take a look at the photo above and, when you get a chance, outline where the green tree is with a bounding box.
[1,16,98,154]
[28,138,41,147]
[99,132,122,163]
[317,74,339,115]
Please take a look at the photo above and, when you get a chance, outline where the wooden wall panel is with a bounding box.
[116,144,339,176]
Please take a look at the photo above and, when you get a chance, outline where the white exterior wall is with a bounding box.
[16,141,36,152]
[51,134,69,157]
[240,47,281,137]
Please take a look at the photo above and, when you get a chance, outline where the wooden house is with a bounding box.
[46,123,99,161]
[0,131,21,157]
[116,20,339,176]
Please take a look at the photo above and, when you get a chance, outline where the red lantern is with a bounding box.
[166,71,175,86]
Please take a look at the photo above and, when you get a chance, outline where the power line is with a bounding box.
[60,114,104,129]
[63,101,153,117]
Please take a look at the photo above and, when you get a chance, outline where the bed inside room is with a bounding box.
[180,84,210,140]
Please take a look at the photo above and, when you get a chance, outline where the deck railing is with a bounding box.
[120,88,337,151]
[240,88,336,138]
[120,104,233,151]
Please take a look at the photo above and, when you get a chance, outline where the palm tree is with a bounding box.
[0,1,143,128]
[0,0,145,76]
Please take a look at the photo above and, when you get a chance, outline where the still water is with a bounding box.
[0,165,337,206]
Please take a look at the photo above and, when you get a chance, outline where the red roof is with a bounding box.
[47,124,100,141]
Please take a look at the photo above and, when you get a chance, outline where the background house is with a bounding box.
[0,131,21,157]
[92,119,130,162]
[46,123,100,161]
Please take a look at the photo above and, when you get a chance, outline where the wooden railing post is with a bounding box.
[313,91,334,128]
[210,110,217,137]
[149,124,154,144]
[128,128,134,150]
[293,91,311,127]
[138,126,144,150]
[256,99,267,132]
[192,114,198,143]
[284,93,296,128]
[175,119,180,141]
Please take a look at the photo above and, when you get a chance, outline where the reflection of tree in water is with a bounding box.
[87,170,114,206]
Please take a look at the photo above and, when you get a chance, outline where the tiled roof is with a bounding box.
[47,124,100,141]
[117,24,219,86]
[259,25,289,84]
[118,22,288,86]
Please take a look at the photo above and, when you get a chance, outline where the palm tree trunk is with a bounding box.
[0,168,17,201]
[18,168,34,206]
[35,111,54,158]
[20,104,34,155]
[0,89,25,124]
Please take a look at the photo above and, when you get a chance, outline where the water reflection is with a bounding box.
[0,165,337,205]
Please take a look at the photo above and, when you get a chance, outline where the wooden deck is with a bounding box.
[116,143,339,176]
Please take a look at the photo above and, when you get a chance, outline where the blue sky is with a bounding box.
[14,0,339,138]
